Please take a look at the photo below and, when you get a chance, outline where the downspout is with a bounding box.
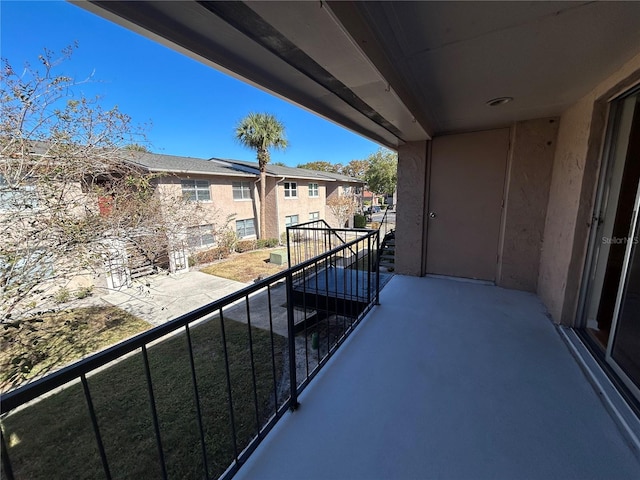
[253,177,261,236]
[274,176,286,241]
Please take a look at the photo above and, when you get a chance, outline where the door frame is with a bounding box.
[577,86,640,402]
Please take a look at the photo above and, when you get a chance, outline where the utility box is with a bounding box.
[270,250,287,265]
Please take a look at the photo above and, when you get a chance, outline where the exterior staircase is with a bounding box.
[379,230,395,272]
[126,245,155,280]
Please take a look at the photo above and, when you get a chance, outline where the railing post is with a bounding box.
[375,231,381,305]
[285,271,299,410]
[367,235,372,304]
[286,227,292,267]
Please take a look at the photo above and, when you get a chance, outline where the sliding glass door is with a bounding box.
[581,89,640,401]
[608,185,640,399]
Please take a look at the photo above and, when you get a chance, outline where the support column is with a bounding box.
[395,141,428,276]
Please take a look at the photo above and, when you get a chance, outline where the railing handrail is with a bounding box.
[0,230,378,414]
[287,220,365,266]
[288,219,358,251]
[378,206,390,231]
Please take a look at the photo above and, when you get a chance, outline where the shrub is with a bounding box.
[74,286,94,299]
[218,229,238,253]
[54,287,70,304]
[236,239,257,253]
[282,231,303,244]
[194,247,229,265]
[354,214,367,228]
[256,238,279,248]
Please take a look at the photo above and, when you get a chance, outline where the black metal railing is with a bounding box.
[286,219,370,267]
[376,205,394,240]
[0,229,381,480]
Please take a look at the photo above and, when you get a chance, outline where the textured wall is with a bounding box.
[156,174,256,228]
[497,118,559,292]
[395,141,428,276]
[263,177,279,238]
[538,51,640,324]
[263,177,333,238]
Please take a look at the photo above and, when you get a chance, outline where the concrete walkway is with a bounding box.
[101,271,249,326]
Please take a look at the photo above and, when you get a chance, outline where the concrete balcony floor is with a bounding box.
[235,275,640,480]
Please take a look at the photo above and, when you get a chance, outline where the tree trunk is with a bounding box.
[259,169,267,238]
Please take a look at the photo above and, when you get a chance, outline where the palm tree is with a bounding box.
[235,113,288,238]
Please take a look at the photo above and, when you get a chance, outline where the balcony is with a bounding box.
[235,275,640,480]
[2,227,639,479]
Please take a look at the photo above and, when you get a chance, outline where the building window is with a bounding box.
[284,182,297,198]
[342,185,352,195]
[308,183,319,197]
[236,218,256,238]
[309,211,320,221]
[181,179,210,202]
[187,224,215,248]
[0,174,37,211]
[232,181,252,200]
[285,215,299,227]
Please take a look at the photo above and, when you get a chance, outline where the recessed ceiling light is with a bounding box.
[486,97,513,107]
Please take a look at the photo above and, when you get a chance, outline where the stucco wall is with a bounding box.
[395,141,428,276]
[325,184,341,228]
[263,176,280,239]
[263,177,332,238]
[538,51,640,324]
[157,174,256,230]
[497,118,559,292]
[325,183,359,228]
[278,179,327,228]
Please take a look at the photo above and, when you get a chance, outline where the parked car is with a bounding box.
[365,205,381,214]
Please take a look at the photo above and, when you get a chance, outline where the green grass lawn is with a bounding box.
[1,318,287,480]
[1,306,150,392]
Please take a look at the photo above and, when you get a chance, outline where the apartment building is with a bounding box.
[129,152,364,246]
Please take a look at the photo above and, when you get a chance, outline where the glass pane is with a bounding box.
[611,210,640,394]
[583,93,639,348]
[245,219,255,236]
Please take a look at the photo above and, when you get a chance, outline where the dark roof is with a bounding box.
[211,158,363,184]
[128,151,252,177]
[14,141,363,183]
[314,170,365,183]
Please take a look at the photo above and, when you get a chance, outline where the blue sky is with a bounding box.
[1,0,381,166]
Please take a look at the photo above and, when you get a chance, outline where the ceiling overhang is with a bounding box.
[74,1,640,146]
[76,0,426,149]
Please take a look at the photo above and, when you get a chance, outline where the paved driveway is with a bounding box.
[102,271,249,326]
